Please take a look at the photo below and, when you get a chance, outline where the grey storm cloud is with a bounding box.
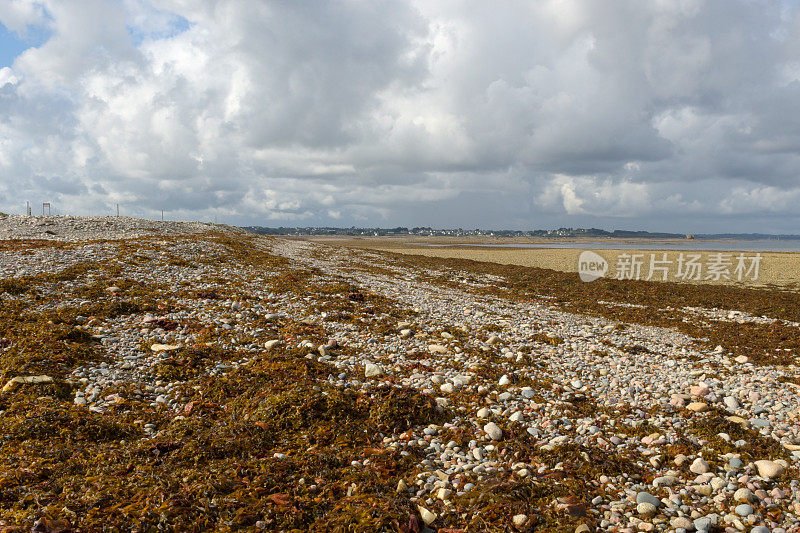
[1,0,800,231]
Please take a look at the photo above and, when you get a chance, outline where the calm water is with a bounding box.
[408,240,800,252]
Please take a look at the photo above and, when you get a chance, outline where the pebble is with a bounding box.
[483,422,503,441]
[687,402,709,412]
[418,506,437,525]
[690,457,710,474]
[512,514,528,527]
[753,460,784,480]
[734,504,754,517]
[636,492,661,507]
[637,502,657,516]
[4,217,800,531]
[364,362,383,378]
[694,517,713,532]
[672,517,693,530]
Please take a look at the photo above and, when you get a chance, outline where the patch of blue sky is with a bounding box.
[0,23,50,68]
[128,14,191,46]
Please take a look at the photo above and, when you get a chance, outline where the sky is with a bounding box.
[1,0,800,232]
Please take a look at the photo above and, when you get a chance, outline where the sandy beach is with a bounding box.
[327,238,800,290]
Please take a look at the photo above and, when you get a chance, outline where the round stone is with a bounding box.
[637,502,657,516]
[690,457,710,474]
[753,460,784,480]
[686,401,709,412]
[735,504,754,517]
[483,422,502,440]
[636,492,661,507]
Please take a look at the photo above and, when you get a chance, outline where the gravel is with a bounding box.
[2,216,799,531]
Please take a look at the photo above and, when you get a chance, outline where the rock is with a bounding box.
[396,479,408,493]
[483,422,503,440]
[574,524,590,533]
[653,475,677,487]
[674,454,688,466]
[724,396,740,410]
[364,362,383,378]
[750,527,770,533]
[672,517,694,530]
[150,343,180,352]
[753,460,784,480]
[686,402,709,413]
[498,374,510,386]
[418,506,437,525]
[436,488,452,500]
[637,492,661,507]
[670,394,686,407]
[513,514,528,527]
[509,411,523,422]
[690,383,710,396]
[694,517,712,532]
[399,329,413,338]
[690,457,710,474]
[734,504,753,517]
[695,484,712,496]
[637,502,657,516]
[440,383,455,394]
[735,355,749,364]
[263,339,282,350]
[726,415,749,426]
[477,407,490,419]
[2,375,54,393]
[428,344,448,354]
[751,418,770,428]
[487,335,500,345]
[734,488,755,503]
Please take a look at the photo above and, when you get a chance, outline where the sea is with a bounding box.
[408,239,800,253]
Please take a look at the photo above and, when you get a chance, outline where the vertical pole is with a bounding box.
[116,204,119,217]
[161,210,164,221]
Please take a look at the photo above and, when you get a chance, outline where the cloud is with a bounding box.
[1,0,800,231]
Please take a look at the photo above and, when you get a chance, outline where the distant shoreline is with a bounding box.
[327,237,800,290]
